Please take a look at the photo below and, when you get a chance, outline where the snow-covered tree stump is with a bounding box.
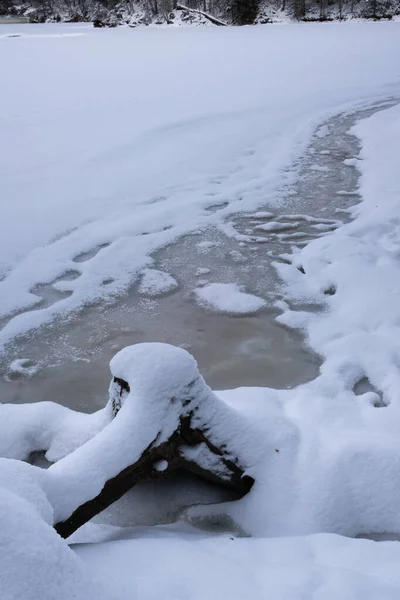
[52,344,255,538]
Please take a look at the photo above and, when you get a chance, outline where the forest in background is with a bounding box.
[1,0,399,31]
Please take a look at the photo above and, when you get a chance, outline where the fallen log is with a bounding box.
[52,343,255,539]
[176,3,228,26]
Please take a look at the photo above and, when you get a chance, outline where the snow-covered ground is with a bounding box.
[1,20,400,600]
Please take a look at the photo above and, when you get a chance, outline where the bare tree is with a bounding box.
[159,0,173,21]
[294,0,306,18]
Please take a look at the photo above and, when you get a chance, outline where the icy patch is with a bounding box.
[248,211,274,219]
[315,124,330,138]
[310,164,330,172]
[196,241,219,253]
[336,190,360,196]
[6,358,38,379]
[195,267,211,276]
[255,221,299,233]
[195,283,266,315]
[343,157,361,167]
[138,269,178,297]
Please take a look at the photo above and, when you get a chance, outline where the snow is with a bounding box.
[0,463,106,600]
[250,211,275,218]
[255,220,300,232]
[109,342,199,400]
[196,240,220,252]
[1,22,400,348]
[275,102,400,418]
[343,157,361,166]
[138,268,178,296]
[152,458,168,471]
[75,532,400,600]
[195,267,211,276]
[0,400,110,463]
[195,282,266,314]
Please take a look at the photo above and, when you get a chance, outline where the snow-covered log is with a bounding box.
[47,344,255,538]
[176,4,228,25]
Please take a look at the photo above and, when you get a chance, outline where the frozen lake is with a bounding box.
[1,22,400,409]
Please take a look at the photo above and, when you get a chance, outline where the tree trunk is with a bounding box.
[55,413,253,539]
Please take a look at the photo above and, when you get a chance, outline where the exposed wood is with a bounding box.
[55,406,254,539]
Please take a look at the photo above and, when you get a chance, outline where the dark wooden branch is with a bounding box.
[55,409,254,539]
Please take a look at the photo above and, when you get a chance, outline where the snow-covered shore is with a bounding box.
[3,99,400,587]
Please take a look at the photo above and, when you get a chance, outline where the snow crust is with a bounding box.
[195,282,266,314]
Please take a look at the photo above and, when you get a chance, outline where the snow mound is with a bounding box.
[0,461,105,600]
[195,283,266,314]
[138,268,178,296]
[0,401,110,463]
[109,342,199,401]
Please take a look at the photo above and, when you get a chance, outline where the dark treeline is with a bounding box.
[1,0,399,26]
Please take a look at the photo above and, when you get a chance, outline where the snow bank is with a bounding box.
[275,102,400,408]
[0,460,106,600]
[195,282,266,314]
[76,531,400,600]
[0,401,110,463]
